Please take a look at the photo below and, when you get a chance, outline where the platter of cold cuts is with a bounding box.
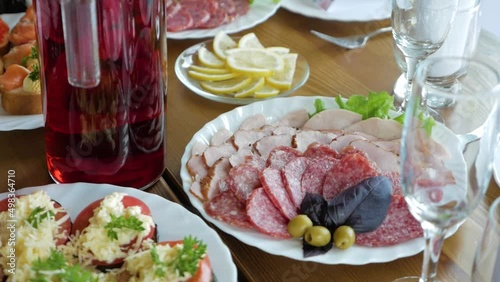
[167,0,281,39]
[180,94,461,264]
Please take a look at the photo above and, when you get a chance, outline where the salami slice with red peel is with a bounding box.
[167,10,194,32]
[204,190,253,229]
[246,187,291,239]
[282,156,310,209]
[266,146,302,170]
[303,142,339,159]
[322,152,380,200]
[228,162,262,203]
[260,167,298,220]
[301,156,338,196]
[355,194,423,247]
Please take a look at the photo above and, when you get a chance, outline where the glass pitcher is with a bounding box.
[33,0,167,189]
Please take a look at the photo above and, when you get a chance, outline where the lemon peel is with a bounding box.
[213,31,238,59]
[188,70,238,81]
[189,65,231,74]
[254,84,280,98]
[226,48,284,77]
[238,33,265,49]
[198,46,225,68]
[234,77,265,98]
[199,76,252,94]
[266,53,298,90]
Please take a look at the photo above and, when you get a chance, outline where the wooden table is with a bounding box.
[1,8,499,282]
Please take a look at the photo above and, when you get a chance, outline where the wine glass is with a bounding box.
[392,0,481,107]
[391,0,460,110]
[397,57,500,282]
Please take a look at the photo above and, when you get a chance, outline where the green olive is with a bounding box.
[304,226,331,247]
[333,225,356,250]
[287,214,313,238]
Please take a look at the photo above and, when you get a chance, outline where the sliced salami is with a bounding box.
[260,167,298,220]
[322,152,380,200]
[355,194,423,247]
[303,142,338,159]
[246,187,291,239]
[167,10,194,32]
[228,162,262,203]
[166,1,182,19]
[180,6,211,28]
[301,156,338,196]
[266,146,302,170]
[204,190,253,229]
[282,156,310,209]
[232,0,250,17]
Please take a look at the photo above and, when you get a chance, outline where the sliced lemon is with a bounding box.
[234,77,265,98]
[198,46,225,68]
[266,53,298,90]
[266,46,290,55]
[213,31,238,59]
[226,48,284,77]
[200,76,252,94]
[254,84,280,98]
[238,33,265,49]
[188,70,238,81]
[189,65,231,74]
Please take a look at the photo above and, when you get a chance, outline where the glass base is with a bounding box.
[392,276,423,282]
[393,74,407,104]
[393,73,455,109]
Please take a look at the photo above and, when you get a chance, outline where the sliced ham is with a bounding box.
[186,155,208,180]
[211,128,233,146]
[329,133,370,152]
[239,114,267,131]
[345,117,402,140]
[303,109,362,130]
[233,129,268,150]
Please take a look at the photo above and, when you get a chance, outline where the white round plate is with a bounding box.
[1,183,237,281]
[168,1,281,40]
[0,13,44,131]
[281,0,391,22]
[494,145,500,186]
[175,39,309,105]
[180,96,439,265]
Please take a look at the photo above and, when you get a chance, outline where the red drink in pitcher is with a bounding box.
[34,0,167,188]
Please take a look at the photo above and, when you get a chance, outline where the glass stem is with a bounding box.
[401,56,419,110]
[420,222,447,282]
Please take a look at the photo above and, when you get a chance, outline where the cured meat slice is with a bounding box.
[233,129,268,150]
[329,133,369,152]
[232,0,250,17]
[228,161,262,203]
[266,146,301,170]
[381,171,402,195]
[203,142,236,167]
[260,167,298,220]
[210,128,233,146]
[205,190,253,229]
[167,10,194,32]
[282,156,310,208]
[345,117,402,141]
[276,109,310,128]
[301,156,338,196]
[199,9,228,29]
[166,1,182,19]
[355,194,423,247]
[239,114,267,131]
[181,0,218,14]
[180,6,211,28]
[246,187,291,239]
[322,152,379,200]
[303,109,362,131]
[349,139,400,172]
[255,135,293,159]
[303,142,338,159]
[293,130,338,152]
[200,158,231,200]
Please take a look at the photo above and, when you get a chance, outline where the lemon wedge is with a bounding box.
[266,53,298,90]
[254,84,280,98]
[266,46,290,55]
[188,70,238,81]
[198,46,225,68]
[213,31,238,59]
[234,77,265,98]
[238,33,265,49]
[226,48,284,77]
[200,76,252,94]
[189,65,231,74]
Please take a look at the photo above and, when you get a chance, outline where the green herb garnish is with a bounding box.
[26,207,55,228]
[21,46,39,67]
[30,249,97,282]
[104,214,145,240]
[309,98,327,117]
[335,91,397,120]
[150,236,207,278]
[28,64,39,81]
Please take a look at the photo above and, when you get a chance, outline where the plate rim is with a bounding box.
[180,95,431,265]
[0,183,238,281]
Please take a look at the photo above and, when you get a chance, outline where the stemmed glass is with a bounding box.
[391,0,460,109]
[396,57,500,282]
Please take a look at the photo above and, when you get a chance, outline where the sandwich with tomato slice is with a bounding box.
[0,190,72,281]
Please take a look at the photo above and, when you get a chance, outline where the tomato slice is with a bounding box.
[72,195,157,267]
[0,195,71,246]
[158,241,212,282]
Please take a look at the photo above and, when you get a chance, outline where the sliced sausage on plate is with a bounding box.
[282,156,310,209]
[260,167,298,220]
[204,190,253,229]
[301,155,338,196]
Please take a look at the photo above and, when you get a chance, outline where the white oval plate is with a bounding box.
[494,145,500,186]
[0,13,44,131]
[281,0,391,22]
[0,183,237,281]
[175,39,309,105]
[168,1,281,40]
[181,96,434,265]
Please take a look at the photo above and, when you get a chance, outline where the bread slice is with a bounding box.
[1,87,41,115]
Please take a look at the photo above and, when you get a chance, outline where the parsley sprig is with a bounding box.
[30,249,97,282]
[150,236,207,278]
[26,207,55,228]
[104,214,145,240]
